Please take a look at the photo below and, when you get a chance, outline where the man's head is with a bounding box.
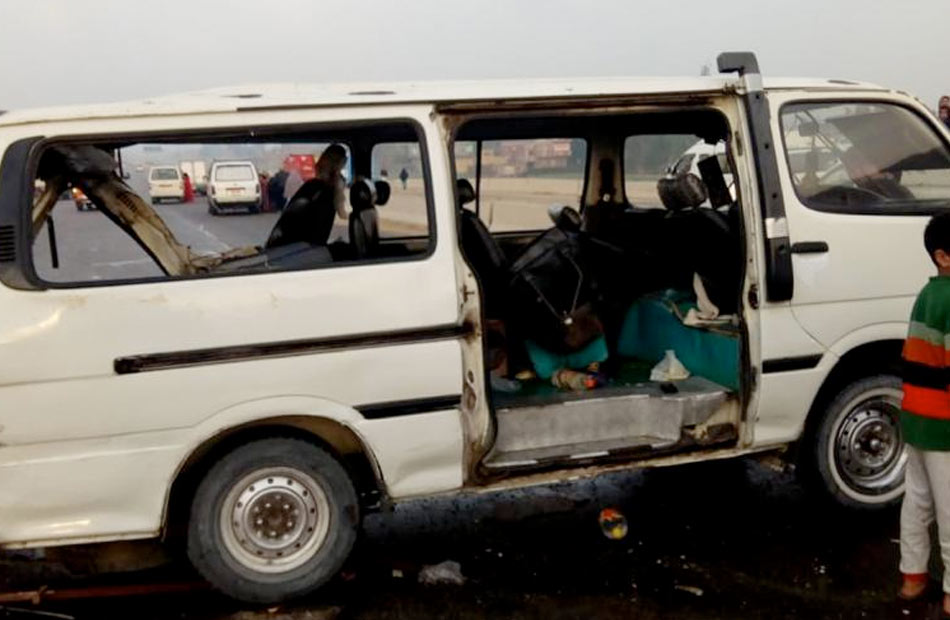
[316,144,347,181]
[940,96,950,119]
[924,213,950,271]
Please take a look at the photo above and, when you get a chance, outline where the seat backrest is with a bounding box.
[348,178,380,258]
[457,179,507,272]
[265,179,336,249]
[456,179,509,315]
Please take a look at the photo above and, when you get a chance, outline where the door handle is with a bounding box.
[790,241,829,254]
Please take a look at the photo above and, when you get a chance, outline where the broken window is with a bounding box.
[29,122,432,286]
[453,139,587,232]
[623,135,720,208]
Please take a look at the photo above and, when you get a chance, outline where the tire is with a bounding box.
[187,438,359,603]
[803,375,905,510]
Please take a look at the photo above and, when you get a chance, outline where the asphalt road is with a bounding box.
[1,459,935,620]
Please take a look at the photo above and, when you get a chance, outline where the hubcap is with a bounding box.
[833,395,905,495]
[219,467,331,573]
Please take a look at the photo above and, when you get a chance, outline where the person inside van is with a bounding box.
[898,213,950,613]
[265,144,348,250]
[939,96,950,130]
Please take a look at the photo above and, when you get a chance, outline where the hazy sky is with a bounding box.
[0,0,947,111]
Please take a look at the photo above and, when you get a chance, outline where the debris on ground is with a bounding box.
[418,560,466,586]
[674,585,704,597]
[227,607,342,620]
[598,508,628,540]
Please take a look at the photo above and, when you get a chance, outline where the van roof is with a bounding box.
[211,161,256,167]
[0,76,890,128]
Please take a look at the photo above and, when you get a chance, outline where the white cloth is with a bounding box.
[683,273,736,327]
[900,444,950,592]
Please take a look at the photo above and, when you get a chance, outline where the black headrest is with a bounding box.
[547,204,582,232]
[374,179,390,206]
[656,173,708,211]
[457,179,475,207]
[349,178,377,213]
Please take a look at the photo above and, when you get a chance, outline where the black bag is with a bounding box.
[507,228,604,353]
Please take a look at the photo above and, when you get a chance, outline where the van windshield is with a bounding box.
[214,165,255,181]
[150,168,179,181]
[781,102,950,211]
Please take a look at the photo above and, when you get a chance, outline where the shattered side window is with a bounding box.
[453,139,587,233]
[623,135,715,208]
[28,124,431,286]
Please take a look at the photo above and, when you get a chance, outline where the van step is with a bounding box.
[483,436,677,470]
[486,376,730,468]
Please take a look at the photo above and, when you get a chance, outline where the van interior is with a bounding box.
[452,109,747,472]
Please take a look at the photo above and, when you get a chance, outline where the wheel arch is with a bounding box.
[162,415,386,543]
[801,338,903,448]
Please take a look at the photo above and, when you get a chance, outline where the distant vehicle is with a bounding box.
[283,154,316,180]
[208,160,261,215]
[148,165,184,203]
[71,186,94,211]
[179,160,208,194]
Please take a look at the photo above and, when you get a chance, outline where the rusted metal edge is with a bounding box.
[114,322,473,374]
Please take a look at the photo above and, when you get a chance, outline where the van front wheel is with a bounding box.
[806,375,906,510]
[186,438,359,603]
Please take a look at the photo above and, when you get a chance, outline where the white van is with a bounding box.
[148,165,184,203]
[207,160,261,214]
[1,52,948,603]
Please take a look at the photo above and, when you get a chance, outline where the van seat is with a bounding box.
[616,291,740,390]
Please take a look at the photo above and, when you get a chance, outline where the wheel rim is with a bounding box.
[831,389,906,498]
[219,467,332,574]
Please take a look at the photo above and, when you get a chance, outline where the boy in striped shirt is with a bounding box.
[900,213,950,613]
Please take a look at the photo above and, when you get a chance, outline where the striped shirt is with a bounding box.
[902,276,950,451]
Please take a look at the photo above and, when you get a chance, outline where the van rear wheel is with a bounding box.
[186,438,359,603]
[805,375,905,510]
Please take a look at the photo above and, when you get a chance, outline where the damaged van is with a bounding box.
[1,52,948,603]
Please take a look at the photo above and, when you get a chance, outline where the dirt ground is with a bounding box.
[1,459,939,620]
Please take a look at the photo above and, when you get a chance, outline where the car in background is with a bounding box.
[71,186,94,211]
[207,160,262,215]
[148,166,184,203]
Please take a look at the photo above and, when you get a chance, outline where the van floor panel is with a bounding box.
[486,375,731,469]
[493,358,654,409]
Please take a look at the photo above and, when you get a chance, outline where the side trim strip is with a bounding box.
[358,395,462,419]
[114,323,471,375]
[762,354,823,374]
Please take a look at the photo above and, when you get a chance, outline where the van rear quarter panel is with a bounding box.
[0,106,467,546]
